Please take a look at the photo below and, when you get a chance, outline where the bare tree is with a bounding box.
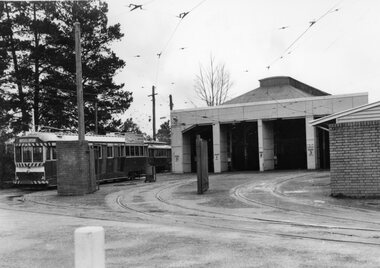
[194,55,233,106]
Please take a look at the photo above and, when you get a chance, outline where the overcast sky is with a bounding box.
[106,0,380,134]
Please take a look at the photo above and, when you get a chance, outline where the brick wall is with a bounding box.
[57,140,97,196]
[329,120,380,197]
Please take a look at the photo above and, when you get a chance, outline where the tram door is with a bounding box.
[93,145,101,183]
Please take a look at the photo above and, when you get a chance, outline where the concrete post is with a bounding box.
[75,226,105,268]
[305,116,317,169]
[212,123,221,173]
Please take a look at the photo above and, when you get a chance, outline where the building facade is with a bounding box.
[310,101,380,197]
[171,76,368,173]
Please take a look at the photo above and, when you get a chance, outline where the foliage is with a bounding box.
[122,117,142,134]
[194,55,233,106]
[0,1,132,134]
[156,120,171,143]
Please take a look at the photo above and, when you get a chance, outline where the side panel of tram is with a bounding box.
[93,143,148,181]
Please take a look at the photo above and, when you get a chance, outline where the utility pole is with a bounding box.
[74,21,85,141]
[95,101,98,134]
[148,86,157,140]
[169,94,173,111]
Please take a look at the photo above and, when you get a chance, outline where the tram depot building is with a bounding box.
[171,76,368,173]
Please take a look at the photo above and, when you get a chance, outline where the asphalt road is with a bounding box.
[1,171,380,267]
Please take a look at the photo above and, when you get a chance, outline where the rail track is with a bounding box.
[115,176,380,246]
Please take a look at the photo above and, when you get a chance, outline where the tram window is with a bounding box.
[23,147,33,162]
[15,147,22,162]
[126,146,130,156]
[98,146,103,159]
[121,146,125,157]
[130,146,135,156]
[46,147,51,161]
[98,145,103,159]
[107,146,114,158]
[94,145,102,159]
[114,146,119,157]
[52,147,57,160]
[33,147,43,162]
[138,146,142,156]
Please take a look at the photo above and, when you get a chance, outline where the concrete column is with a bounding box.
[305,116,317,169]
[258,120,264,172]
[171,126,184,173]
[182,133,191,173]
[258,120,275,171]
[212,123,221,173]
[219,125,228,172]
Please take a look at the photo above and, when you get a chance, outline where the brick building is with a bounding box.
[310,101,380,197]
[171,76,368,173]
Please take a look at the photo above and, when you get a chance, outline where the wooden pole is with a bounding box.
[74,22,85,141]
[169,94,173,111]
[148,86,157,140]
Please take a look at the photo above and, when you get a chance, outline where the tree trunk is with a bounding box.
[5,2,28,131]
[33,3,40,130]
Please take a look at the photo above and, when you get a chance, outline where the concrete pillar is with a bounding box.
[182,133,191,173]
[258,120,275,171]
[258,120,264,172]
[219,125,228,172]
[305,116,317,170]
[212,123,221,173]
[171,126,184,173]
[75,226,105,268]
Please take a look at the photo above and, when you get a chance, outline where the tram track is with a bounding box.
[115,177,380,246]
[232,174,380,227]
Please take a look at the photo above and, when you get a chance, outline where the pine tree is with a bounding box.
[0,1,132,134]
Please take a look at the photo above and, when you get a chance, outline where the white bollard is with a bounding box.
[75,226,105,268]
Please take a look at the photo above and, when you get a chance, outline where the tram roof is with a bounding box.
[17,132,146,144]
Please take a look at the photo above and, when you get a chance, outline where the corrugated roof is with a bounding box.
[224,76,330,105]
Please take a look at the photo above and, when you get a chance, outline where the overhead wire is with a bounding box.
[266,1,343,69]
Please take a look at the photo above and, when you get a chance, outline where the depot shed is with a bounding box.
[310,101,380,198]
[171,76,368,173]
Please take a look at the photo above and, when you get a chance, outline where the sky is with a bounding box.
[105,0,380,134]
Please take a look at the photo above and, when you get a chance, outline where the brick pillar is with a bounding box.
[57,140,97,195]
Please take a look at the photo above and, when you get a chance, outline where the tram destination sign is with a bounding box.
[16,137,42,143]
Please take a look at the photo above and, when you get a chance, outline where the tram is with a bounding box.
[13,131,171,187]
